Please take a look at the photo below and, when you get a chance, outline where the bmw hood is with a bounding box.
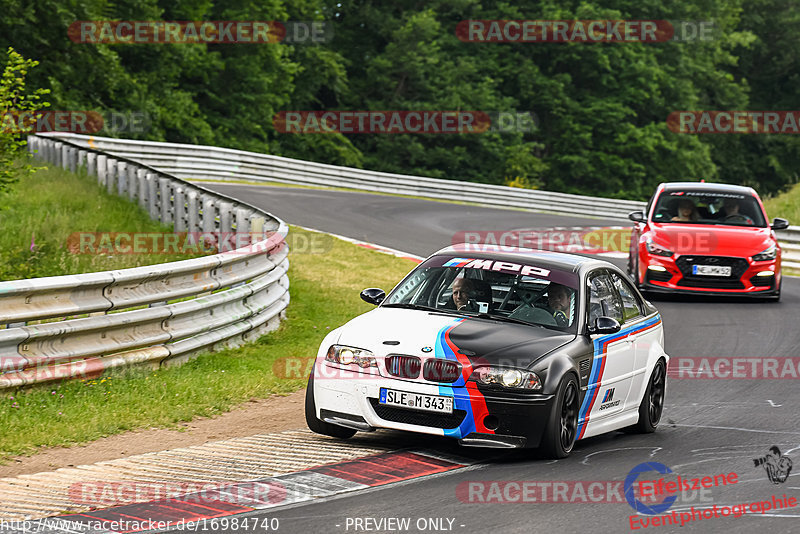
[335,308,575,369]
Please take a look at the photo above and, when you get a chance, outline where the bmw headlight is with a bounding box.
[470,366,542,391]
[752,245,777,262]
[325,345,377,369]
[645,238,674,257]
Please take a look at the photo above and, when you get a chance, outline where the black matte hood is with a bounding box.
[337,308,575,369]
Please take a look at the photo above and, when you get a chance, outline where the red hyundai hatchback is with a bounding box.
[628,182,788,300]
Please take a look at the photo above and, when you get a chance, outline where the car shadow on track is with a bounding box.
[339,427,649,466]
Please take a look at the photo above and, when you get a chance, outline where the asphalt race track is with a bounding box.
[196,184,800,534]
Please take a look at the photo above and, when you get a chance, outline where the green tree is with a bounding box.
[0,47,50,194]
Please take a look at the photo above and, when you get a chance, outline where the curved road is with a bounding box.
[198,184,800,534]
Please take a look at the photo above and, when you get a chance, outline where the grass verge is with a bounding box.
[763,184,800,276]
[0,226,416,461]
[763,183,800,224]
[0,162,201,281]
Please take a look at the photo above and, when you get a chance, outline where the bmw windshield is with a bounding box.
[383,256,580,333]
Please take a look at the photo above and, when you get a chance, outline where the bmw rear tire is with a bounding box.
[633,359,666,433]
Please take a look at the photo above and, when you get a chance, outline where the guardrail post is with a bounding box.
[77,149,87,172]
[250,216,266,243]
[137,169,148,210]
[97,155,107,185]
[187,191,199,232]
[127,165,138,202]
[147,173,158,219]
[27,135,37,156]
[174,187,186,232]
[219,202,233,233]
[116,161,127,196]
[235,209,251,242]
[202,196,216,233]
[61,145,69,170]
[87,152,97,176]
[159,178,173,224]
[106,158,118,194]
[69,148,78,173]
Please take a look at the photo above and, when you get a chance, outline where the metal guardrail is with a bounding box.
[45,132,800,270]
[0,135,290,389]
[44,133,646,219]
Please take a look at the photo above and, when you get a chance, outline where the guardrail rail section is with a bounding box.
[0,135,290,389]
[41,133,800,269]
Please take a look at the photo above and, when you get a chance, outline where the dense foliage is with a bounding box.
[0,47,49,193]
[1,0,798,199]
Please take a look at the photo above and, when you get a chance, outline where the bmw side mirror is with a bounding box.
[772,218,790,230]
[360,288,385,305]
[628,211,646,223]
[588,316,621,335]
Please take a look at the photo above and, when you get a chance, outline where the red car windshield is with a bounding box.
[651,191,767,227]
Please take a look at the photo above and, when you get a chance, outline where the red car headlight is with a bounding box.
[752,245,777,262]
[645,238,674,257]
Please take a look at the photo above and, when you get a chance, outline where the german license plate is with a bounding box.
[692,265,732,276]
[379,388,453,414]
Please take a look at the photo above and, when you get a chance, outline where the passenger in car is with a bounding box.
[671,198,700,222]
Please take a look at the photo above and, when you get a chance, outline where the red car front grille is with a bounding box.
[675,255,749,278]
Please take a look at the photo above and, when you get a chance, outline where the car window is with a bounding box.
[382,257,581,332]
[385,267,434,305]
[610,272,643,322]
[646,192,656,219]
[651,190,767,227]
[587,272,623,324]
